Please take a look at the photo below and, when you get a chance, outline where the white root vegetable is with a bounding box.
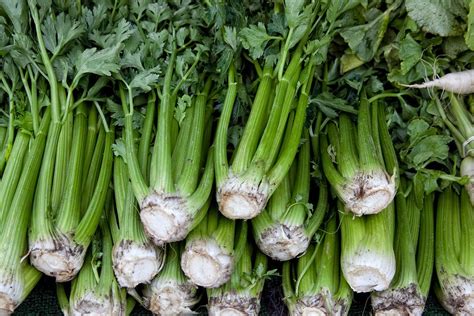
[401,70,474,94]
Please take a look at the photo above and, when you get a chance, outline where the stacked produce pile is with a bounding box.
[0,0,473,315]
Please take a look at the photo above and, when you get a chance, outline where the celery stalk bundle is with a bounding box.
[434,187,474,314]
[0,115,48,314]
[214,0,320,220]
[142,243,199,315]
[371,186,434,315]
[181,206,248,288]
[283,216,353,316]
[57,215,128,316]
[331,102,398,292]
[120,1,214,246]
[110,157,163,289]
[207,243,270,316]
[321,95,396,216]
[252,130,328,260]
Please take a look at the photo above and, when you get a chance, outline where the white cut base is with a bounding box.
[208,293,260,316]
[340,170,396,216]
[144,279,198,315]
[112,240,163,288]
[29,235,85,282]
[371,284,425,316]
[438,273,474,315]
[255,224,309,261]
[71,293,114,316]
[217,174,270,220]
[341,251,395,292]
[140,192,193,245]
[181,239,233,288]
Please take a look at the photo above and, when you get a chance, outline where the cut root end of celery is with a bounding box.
[144,280,198,315]
[340,170,395,216]
[291,295,328,316]
[371,284,425,316]
[140,193,193,245]
[438,274,474,314]
[29,236,85,282]
[71,293,116,316]
[255,224,309,261]
[217,175,270,220]
[181,239,233,288]
[208,294,260,316]
[112,240,163,288]
[342,261,395,293]
[0,293,15,315]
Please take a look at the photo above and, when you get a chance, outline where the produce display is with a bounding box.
[0,0,473,315]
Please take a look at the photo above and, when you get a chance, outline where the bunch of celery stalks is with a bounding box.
[0,0,473,315]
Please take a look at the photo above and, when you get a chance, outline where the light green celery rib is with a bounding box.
[391,193,418,289]
[176,80,212,195]
[459,189,474,275]
[248,251,268,298]
[282,261,296,307]
[449,93,474,141]
[0,131,30,227]
[81,127,106,213]
[172,102,195,184]
[232,66,274,174]
[417,193,434,297]
[29,118,61,242]
[19,263,42,303]
[120,87,148,202]
[56,105,88,232]
[70,251,95,306]
[377,103,399,182]
[305,180,329,237]
[296,243,319,296]
[114,156,148,244]
[436,188,464,284]
[310,112,323,162]
[74,128,114,247]
[452,190,461,259]
[339,203,365,265]
[358,95,382,172]
[158,243,187,283]
[281,137,311,227]
[370,101,383,163]
[0,110,50,265]
[333,274,353,315]
[29,2,60,122]
[364,203,395,263]
[51,114,73,214]
[320,133,346,189]
[267,171,292,221]
[251,209,274,240]
[212,211,236,254]
[315,217,340,295]
[82,107,99,187]
[138,93,156,182]
[230,243,253,292]
[152,48,178,194]
[19,68,39,135]
[215,65,237,186]
[253,55,302,170]
[337,115,359,178]
[407,192,421,251]
[186,148,214,212]
[268,62,315,187]
[98,219,115,297]
[56,283,69,315]
[186,205,211,244]
[231,221,249,265]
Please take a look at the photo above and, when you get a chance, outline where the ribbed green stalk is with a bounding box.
[320,131,346,189]
[215,65,237,186]
[314,217,340,295]
[81,127,106,212]
[0,109,49,268]
[232,66,274,174]
[51,114,73,214]
[417,193,434,297]
[172,101,194,183]
[333,275,353,316]
[0,127,7,149]
[74,128,114,246]
[18,264,42,303]
[114,156,147,244]
[98,220,115,298]
[210,208,235,253]
[306,180,329,237]
[56,105,88,233]
[152,48,177,193]
[82,106,99,186]
[70,251,95,305]
[120,86,148,202]
[295,244,320,296]
[0,131,30,227]
[176,79,212,195]
[337,115,359,178]
[459,189,474,275]
[138,93,156,182]
[377,103,399,185]
[358,94,383,172]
